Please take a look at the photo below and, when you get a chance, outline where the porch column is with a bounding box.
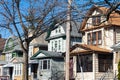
[31,72,34,80]
[93,53,96,80]
[113,51,119,75]
[73,56,76,79]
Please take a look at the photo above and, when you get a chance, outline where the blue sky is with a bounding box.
[0,0,113,39]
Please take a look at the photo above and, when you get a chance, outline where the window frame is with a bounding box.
[14,63,22,76]
[76,54,93,72]
[87,31,102,45]
[87,33,91,45]
[98,54,113,72]
[92,15,101,26]
[58,40,61,51]
[40,59,51,70]
[54,41,57,51]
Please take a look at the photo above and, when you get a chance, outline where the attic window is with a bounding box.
[92,16,101,26]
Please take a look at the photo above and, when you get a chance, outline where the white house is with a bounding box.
[31,21,82,80]
[46,22,82,52]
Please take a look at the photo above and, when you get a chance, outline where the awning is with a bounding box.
[3,63,14,67]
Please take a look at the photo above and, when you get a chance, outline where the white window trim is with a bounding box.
[40,59,51,70]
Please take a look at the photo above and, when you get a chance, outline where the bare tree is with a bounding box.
[0,0,68,80]
[72,0,120,22]
[1,0,120,80]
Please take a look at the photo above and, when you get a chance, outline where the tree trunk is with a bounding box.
[22,41,29,80]
[23,52,29,80]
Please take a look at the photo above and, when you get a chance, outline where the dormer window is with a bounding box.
[59,27,61,33]
[92,16,101,26]
[56,29,57,33]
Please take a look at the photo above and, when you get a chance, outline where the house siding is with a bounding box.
[0,54,5,61]
[37,58,64,80]
[51,58,64,80]
[115,27,120,43]
[104,27,114,48]
[37,60,51,80]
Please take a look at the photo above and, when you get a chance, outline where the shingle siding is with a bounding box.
[116,28,120,43]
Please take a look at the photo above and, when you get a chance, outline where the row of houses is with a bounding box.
[0,5,120,80]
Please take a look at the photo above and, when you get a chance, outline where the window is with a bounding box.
[51,41,54,51]
[87,33,91,45]
[40,59,51,70]
[59,40,61,51]
[87,31,102,45]
[59,27,61,33]
[77,54,92,72]
[6,54,12,62]
[92,16,101,26]
[56,29,58,33]
[54,41,57,51]
[92,32,96,45]
[14,63,22,76]
[98,31,102,44]
[43,60,47,69]
[98,54,113,72]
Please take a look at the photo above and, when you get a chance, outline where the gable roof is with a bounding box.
[10,57,24,63]
[46,22,82,40]
[70,44,112,56]
[3,36,22,53]
[30,32,48,46]
[30,50,63,60]
[80,5,120,31]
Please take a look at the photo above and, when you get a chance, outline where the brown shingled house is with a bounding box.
[70,5,120,80]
